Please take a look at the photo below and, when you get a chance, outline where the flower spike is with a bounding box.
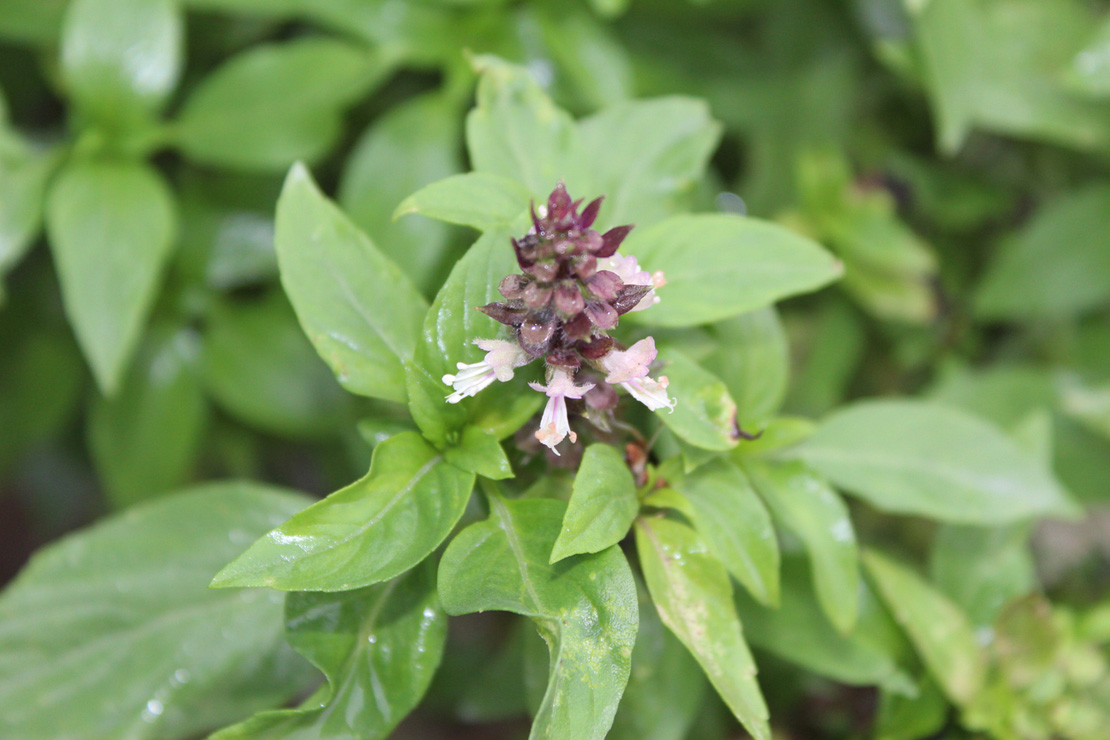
[441,182,673,451]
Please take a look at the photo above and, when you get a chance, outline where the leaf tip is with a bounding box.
[392,198,417,222]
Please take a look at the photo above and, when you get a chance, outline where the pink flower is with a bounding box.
[600,337,675,412]
[595,253,665,312]
[529,369,595,455]
[620,374,675,412]
[443,339,531,403]
[601,337,657,384]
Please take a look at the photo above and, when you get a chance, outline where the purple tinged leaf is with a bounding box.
[612,284,653,315]
[477,302,526,327]
[596,225,634,258]
[579,197,603,229]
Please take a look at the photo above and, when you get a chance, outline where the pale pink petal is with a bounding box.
[602,337,658,384]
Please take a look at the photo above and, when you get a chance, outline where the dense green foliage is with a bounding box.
[1,1,1109,739]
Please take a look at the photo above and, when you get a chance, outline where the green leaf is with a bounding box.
[796,148,938,324]
[338,93,463,296]
[929,524,1035,627]
[909,0,1110,153]
[625,214,841,328]
[0,0,67,46]
[656,348,739,452]
[439,497,636,740]
[734,558,914,695]
[698,308,789,430]
[46,157,177,395]
[608,579,707,740]
[534,6,633,111]
[745,459,859,632]
[410,223,539,445]
[394,172,532,233]
[587,0,630,17]
[1066,17,1110,97]
[0,143,55,277]
[975,186,1110,320]
[0,326,83,475]
[787,295,866,416]
[928,363,1056,430]
[671,459,779,606]
[783,399,1080,524]
[863,549,986,704]
[578,97,721,228]
[212,432,474,591]
[1060,377,1110,444]
[173,38,390,171]
[873,675,949,740]
[60,0,182,135]
[452,619,531,723]
[174,175,279,291]
[731,416,816,459]
[0,483,315,740]
[202,292,350,439]
[290,0,457,64]
[274,162,428,404]
[404,355,467,447]
[550,444,639,563]
[208,562,447,740]
[89,324,207,508]
[444,425,513,480]
[466,56,589,197]
[635,516,771,740]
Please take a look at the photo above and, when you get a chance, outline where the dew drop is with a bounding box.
[172,669,191,686]
[715,191,747,216]
[367,634,377,644]
[422,607,436,619]
[142,699,164,722]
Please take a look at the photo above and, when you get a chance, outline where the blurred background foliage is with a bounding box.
[1,0,1109,738]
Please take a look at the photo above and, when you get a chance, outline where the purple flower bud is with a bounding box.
[526,261,559,282]
[563,313,593,341]
[547,182,573,221]
[585,301,618,330]
[523,282,553,308]
[512,236,537,269]
[577,335,613,359]
[574,254,597,280]
[554,282,585,316]
[499,274,528,299]
[586,270,623,302]
[553,239,575,256]
[520,318,556,347]
[546,348,581,369]
[582,230,603,253]
[596,225,633,258]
